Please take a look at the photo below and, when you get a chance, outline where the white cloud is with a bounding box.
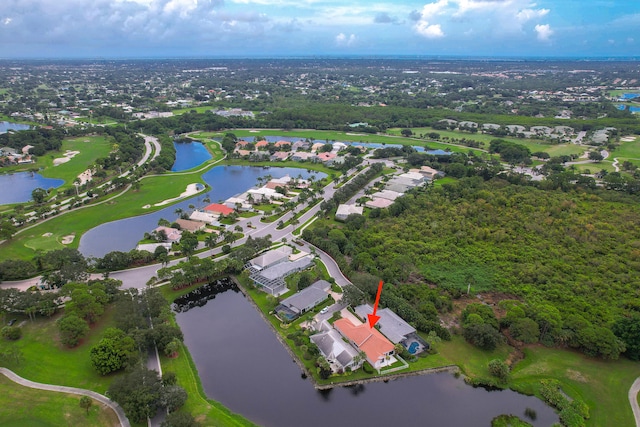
[335,32,357,46]
[414,0,553,40]
[534,23,553,41]
[2,17,11,25]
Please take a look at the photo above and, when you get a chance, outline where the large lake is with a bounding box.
[174,279,559,427]
[78,166,324,258]
[171,141,212,172]
[0,172,64,205]
[0,121,30,133]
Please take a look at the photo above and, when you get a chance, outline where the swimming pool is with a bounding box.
[408,341,420,354]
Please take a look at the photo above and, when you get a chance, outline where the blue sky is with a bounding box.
[0,0,638,58]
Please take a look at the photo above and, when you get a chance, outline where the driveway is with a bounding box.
[630,377,640,427]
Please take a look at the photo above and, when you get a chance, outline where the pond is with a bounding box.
[238,135,451,155]
[171,141,212,172]
[0,121,31,133]
[617,105,640,113]
[174,278,560,427]
[78,166,324,258]
[0,172,64,205]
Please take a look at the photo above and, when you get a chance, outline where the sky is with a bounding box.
[0,0,638,58]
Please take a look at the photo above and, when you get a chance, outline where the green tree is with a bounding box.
[56,314,89,347]
[162,385,188,413]
[90,327,138,375]
[509,317,540,344]
[488,359,510,383]
[79,396,92,415]
[1,326,22,341]
[31,187,47,204]
[161,412,200,427]
[107,366,163,424]
[613,315,640,360]
[463,324,503,351]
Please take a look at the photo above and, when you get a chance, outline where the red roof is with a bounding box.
[255,140,269,148]
[203,203,234,215]
[334,318,394,365]
[275,140,291,147]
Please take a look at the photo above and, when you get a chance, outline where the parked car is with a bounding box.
[320,307,329,314]
[7,319,17,326]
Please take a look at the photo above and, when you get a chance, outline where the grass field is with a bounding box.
[510,346,640,427]
[615,137,640,159]
[0,375,119,427]
[0,136,112,187]
[1,308,121,394]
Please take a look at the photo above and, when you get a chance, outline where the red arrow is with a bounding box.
[367,280,384,328]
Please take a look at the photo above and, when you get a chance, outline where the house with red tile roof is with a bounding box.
[334,318,395,371]
[203,203,235,216]
[274,140,291,148]
[255,140,269,149]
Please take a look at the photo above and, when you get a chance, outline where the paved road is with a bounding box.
[630,377,640,427]
[0,367,130,427]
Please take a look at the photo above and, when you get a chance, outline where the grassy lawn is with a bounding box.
[388,126,586,157]
[0,136,112,186]
[2,308,121,394]
[615,138,640,159]
[572,162,616,174]
[40,137,113,184]
[0,173,209,261]
[510,346,640,427]
[438,334,513,378]
[0,375,119,427]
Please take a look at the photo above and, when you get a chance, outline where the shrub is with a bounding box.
[1,326,22,341]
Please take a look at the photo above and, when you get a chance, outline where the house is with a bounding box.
[235,140,250,148]
[249,254,314,296]
[274,140,291,149]
[247,246,292,271]
[203,203,235,216]
[335,204,364,221]
[291,152,316,162]
[418,166,440,180]
[275,280,331,321]
[292,140,311,151]
[190,210,219,225]
[270,152,290,161]
[365,198,394,209]
[136,242,172,253]
[224,197,253,211]
[332,142,347,152]
[355,304,414,344]
[153,226,182,242]
[175,218,206,233]
[311,142,326,152]
[255,140,269,150]
[235,149,252,157]
[372,189,404,201]
[247,187,284,202]
[310,329,361,372]
[316,152,336,164]
[334,318,396,371]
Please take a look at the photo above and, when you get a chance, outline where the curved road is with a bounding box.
[630,377,640,427]
[0,367,130,427]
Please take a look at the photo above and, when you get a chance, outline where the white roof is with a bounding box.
[336,204,363,217]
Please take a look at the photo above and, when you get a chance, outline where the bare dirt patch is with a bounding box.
[566,369,589,383]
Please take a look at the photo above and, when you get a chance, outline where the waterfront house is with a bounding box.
[334,318,396,371]
[275,280,331,321]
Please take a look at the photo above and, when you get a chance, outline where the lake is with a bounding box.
[78,166,324,258]
[0,172,64,205]
[171,141,212,172]
[174,279,560,427]
[0,121,30,133]
[617,104,640,113]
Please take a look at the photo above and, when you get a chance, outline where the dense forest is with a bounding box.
[304,178,640,359]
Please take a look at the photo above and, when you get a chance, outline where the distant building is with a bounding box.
[153,226,182,242]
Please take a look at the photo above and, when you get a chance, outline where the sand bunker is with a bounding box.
[153,183,204,207]
[142,204,151,209]
[53,150,80,166]
[77,169,93,185]
[621,136,636,142]
[42,232,53,237]
[61,234,75,245]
